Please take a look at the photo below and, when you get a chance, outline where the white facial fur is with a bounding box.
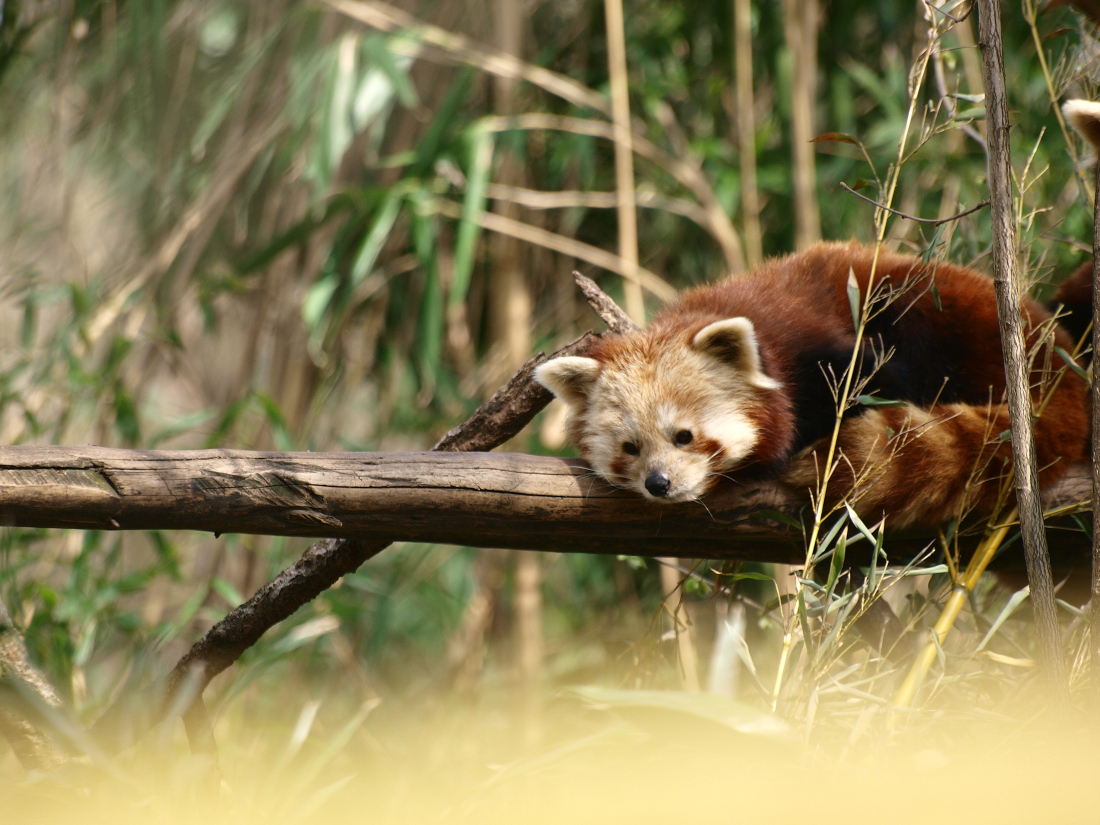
[535,317,780,502]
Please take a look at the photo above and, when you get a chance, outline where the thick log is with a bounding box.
[0,446,1091,564]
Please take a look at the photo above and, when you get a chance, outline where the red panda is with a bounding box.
[536,243,1088,528]
[536,101,1100,529]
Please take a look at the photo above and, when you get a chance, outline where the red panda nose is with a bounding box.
[645,472,671,497]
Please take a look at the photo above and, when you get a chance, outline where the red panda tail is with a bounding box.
[784,389,1087,529]
[782,315,1090,529]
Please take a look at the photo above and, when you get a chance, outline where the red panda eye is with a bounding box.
[623,441,640,456]
[674,430,693,446]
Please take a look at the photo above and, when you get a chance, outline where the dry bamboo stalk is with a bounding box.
[329,0,611,116]
[733,0,763,267]
[480,114,744,272]
[781,0,822,250]
[603,0,645,324]
[891,509,1017,711]
[976,0,1068,706]
[434,199,676,300]
[491,0,544,733]
[485,182,712,230]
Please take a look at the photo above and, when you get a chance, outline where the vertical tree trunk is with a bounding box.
[976,0,1067,708]
[489,0,533,388]
[604,0,645,323]
[782,0,822,250]
[734,0,763,268]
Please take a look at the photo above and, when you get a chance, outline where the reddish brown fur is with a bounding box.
[581,242,1089,528]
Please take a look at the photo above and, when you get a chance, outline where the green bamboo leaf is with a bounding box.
[211,576,244,609]
[727,571,778,583]
[825,530,846,599]
[976,586,1030,651]
[450,125,494,311]
[1054,346,1089,382]
[856,394,907,407]
[954,106,986,120]
[412,204,443,392]
[847,267,861,331]
[302,273,340,333]
[348,190,404,290]
[362,33,418,109]
[255,392,294,451]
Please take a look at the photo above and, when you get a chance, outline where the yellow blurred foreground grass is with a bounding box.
[3,684,1098,825]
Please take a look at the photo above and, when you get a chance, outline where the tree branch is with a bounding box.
[153,330,606,748]
[0,446,1091,562]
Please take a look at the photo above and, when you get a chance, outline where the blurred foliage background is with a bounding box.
[2,0,1100,799]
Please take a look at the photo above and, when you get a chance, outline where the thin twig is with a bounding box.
[840,182,989,224]
[572,271,640,335]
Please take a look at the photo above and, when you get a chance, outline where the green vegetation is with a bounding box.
[1,0,1099,816]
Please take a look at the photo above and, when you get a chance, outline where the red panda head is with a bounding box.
[535,317,784,503]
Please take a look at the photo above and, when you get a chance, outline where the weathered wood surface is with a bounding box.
[0,446,1092,564]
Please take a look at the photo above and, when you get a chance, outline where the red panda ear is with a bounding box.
[1064,100,1100,149]
[534,357,601,407]
[693,318,781,390]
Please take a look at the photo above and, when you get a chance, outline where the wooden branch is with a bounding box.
[433,332,601,451]
[153,331,609,748]
[1,445,1092,565]
[572,270,639,334]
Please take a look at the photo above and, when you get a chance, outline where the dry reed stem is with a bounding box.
[434,198,676,300]
[733,0,763,267]
[328,0,610,115]
[481,114,744,272]
[485,183,711,229]
[781,0,822,249]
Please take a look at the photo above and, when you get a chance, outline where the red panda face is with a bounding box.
[536,318,782,503]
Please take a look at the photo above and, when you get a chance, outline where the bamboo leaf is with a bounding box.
[811,131,861,145]
[450,125,494,310]
[1055,346,1089,381]
[847,267,861,331]
[856,394,907,407]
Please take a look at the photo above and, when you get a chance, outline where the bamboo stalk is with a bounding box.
[482,114,744,272]
[781,0,822,250]
[976,0,1068,707]
[891,508,1017,711]
[434,198,676,299]
[603,0,645,324]
[733,0,763,267]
